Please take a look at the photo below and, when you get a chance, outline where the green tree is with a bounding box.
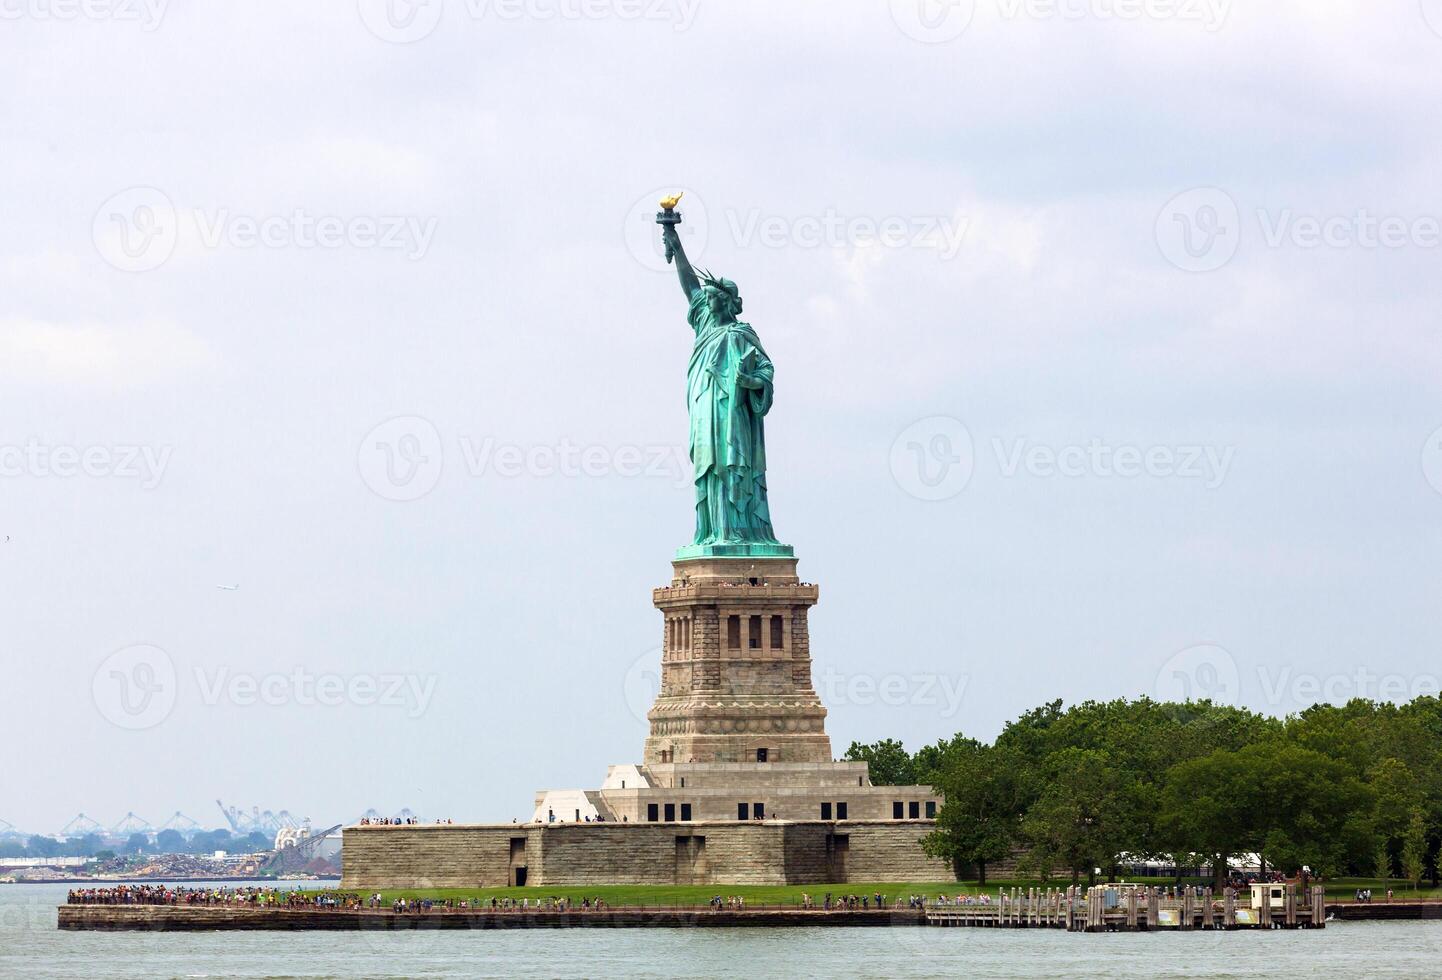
[922,741,1029,884]
[154,829,186,853]
[188,829,234,854]
[1020,748,1132,886]
[63,833,104,857]
[1402,810,1427,889]
[124,832,152,855]
[843,739,916,786]
[26,835,60,858]
[1158,747,1263,891]
[1251,744,1373,878]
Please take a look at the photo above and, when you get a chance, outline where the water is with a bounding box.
[6,882,1442,978]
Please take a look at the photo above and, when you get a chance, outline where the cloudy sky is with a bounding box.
[4,0,1442,833]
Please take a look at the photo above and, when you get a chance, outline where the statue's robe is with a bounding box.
[686,289,778,545]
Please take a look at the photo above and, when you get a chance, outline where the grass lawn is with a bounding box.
[361,877,1442,907]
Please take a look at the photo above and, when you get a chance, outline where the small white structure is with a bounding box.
[531,789,601,824]
[1249,882,1287,908]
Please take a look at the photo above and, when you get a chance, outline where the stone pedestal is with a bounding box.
[644,555,831,765]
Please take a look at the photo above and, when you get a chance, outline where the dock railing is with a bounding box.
[924,883,1327,931]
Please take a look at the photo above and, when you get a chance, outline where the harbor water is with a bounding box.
[6,882,1441,978]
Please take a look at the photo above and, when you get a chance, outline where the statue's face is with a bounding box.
[707,287,739,322]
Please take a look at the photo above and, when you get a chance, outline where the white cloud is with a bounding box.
[0,318,214,388]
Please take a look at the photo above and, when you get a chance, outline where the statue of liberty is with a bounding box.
[657,196,791,559]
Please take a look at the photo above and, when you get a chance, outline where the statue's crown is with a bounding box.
[699,268,739,299]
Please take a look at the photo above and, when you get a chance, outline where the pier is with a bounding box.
[924,884,1328,931]
[57,905,922,931]
[57,883,1349,932]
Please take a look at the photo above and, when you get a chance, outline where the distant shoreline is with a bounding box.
[4,875,340,886]
[53,900,1442,932]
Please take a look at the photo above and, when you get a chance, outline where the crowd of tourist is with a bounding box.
[358,817,455,826]
[67,886,363,908]
[74,885,1105,915]
[796,892,889,910]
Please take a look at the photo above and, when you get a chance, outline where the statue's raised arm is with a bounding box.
[650,191,787,561]
[657,194,700,301]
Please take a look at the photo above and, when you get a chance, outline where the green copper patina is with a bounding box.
[658,199,792,560]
